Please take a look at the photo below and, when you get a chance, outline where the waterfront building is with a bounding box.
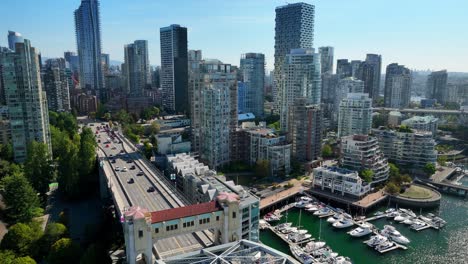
[336,59,352,78]
[337,93,372,138]
[340,134,390,184]
[288,98,322,162]
[372,128,437,168]
[274,2,314,108]
[318,46,334,74]
[239,53,265,117]
[43,58,71,112]
[74,0,105,94]
[160,24,188,113]
[426,70,448,104]
[384,63,411,108]
[313,166,371,197]
[279,48,321,132]
[0,40,51,162]
[401,115,438,136]
[124,40,150,96]
[7,31,23,51]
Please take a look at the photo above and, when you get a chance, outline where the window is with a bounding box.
[216,216,220,221]
[155,228,159,233]
[183,223,187,228]
[138,230,143,238]
[232,212,237,219]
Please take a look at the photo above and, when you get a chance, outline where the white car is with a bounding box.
[122,167,128,172]
[115,166,120,171]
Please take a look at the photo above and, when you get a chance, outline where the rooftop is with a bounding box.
[150,201,221,223]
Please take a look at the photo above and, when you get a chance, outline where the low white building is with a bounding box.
[401,115,438,136]
[156,134,191,155]
[313,166,371,197]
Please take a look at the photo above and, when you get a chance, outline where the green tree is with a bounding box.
[143,142,153,159]
[321,144,333,158]
[78,127,97,184]
[360,169,374,183]
[389,163,400,178]
[255,160,270,178]
[437,155,447,166]
[401,174,412,183]
[0,160,22,180]
[56,134,80,198]
[397,125,413,133]
[385,182,401,195]
[103,113,111,121]
[24,141,54,195]
[49,112,78,137]
[0,250,16,263]
[11,256,37,264]
[0,173,40,222]
[145,121,160,136]
[372,113,387,128]
[0,142,14,161]
[37,223,68,257]
[423,163,436,176]
[0,223,43,256]
[48,238,81,264]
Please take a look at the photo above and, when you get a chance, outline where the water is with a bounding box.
[260,176,468,264]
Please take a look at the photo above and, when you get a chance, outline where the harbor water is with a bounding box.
[260,176,468,264]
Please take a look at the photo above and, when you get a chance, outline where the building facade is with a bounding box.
[337,93,372,138]
[336,59,352,78]
[7,31,23,52]
[43,58,71,112]
[160,24,188,113]
[356,54,382,102]
[313,166,371,197]
[74,0,105,94]
[401,115,438,136]
[384,63,411,108]
[239,53,264,117]
[124,40,150,96]
[318,46,334,74]
[426,70,448,104]
[0,40,51,162]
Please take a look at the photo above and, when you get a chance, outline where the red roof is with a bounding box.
[151,201,222,223]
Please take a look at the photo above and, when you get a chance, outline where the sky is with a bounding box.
[1,0,467,72]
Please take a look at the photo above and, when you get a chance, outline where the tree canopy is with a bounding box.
[48,238,81,264]
[321,144,333,158]
[423,163,436,176]
[360,169,374,183]
[0,222,43,257]
[24,141,54,195]
[0,173,40,222]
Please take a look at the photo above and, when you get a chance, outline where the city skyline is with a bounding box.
[1,0,467,72]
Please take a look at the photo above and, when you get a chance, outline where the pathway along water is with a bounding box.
[260,176,468,264]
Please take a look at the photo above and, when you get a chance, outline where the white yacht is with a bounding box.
[387,211,399,218]
[300,196,314,202]
[366,235,388,247]
[295,201,309,208]
[394,213,411,222]
[402,218,414,225]
[288,233,312,243]
[281,227,298,234]
[410,220,427,230]
[305,204,320,212]
[296,229,308,235]
[335,256,353,264]
[275,222,292,231]
[314,207,332,216]
[327,213,343,223]
[380,225,410,244]
[375,241,395,252]
[400,208,417,218]
[264,213,280,222]
[303,241,326,253]
[348,223,373,237]
[332,218,354,229]
[290,245,315,264]
[385,208,396,214]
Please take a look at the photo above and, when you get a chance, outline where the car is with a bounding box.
[127,178,134,184]
[127,159,133,163]
[137,171,144,176]
[130,165,136,170]
[115,166,120,171]
[111,159,116,164]
[147,187,155,192]
[112,147,117,150]
[105,144,109,148]
[89,124,94,126]
[109,154,113,157]
[122,167,128,172]
[98,139,101,143]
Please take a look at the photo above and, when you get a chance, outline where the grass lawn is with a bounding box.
[399,185,433,199]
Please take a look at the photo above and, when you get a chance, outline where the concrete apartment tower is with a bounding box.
[426,70,448,104]
[384,63,412,108]
[43,58,71,112]
[7,31,23,51]
[124,40,150,96]
[337,93,372,138]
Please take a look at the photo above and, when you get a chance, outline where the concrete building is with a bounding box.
[157,115,191,129]
[384,63,411,108]
[426,70,448,104]
[373,128,437,168]
[313,166,371,197]
[156,134,191,155]
[100,53,109,75]
[350,60,362,78]
[334,77,364,122]
[321,73,339,128]
[7,31,23,51]
[401,115,438,136]
[160,24,188,113]
[237,81,246,114]
[356,54,382,102]
[43,58,71,112]
[64,51,79,88]
[124,40,150,96]
[0,40,51,162]
[319,46,334,74]
[70,91,97,115]
[288,98,322,162]
[279,48,321,132]
[337,93,372,138]
[340,134,390,184]
[388,111,402,127]
[274,2,314,107]
[74,0,105,94]
[239,53,265,117]
[336,59,352,78]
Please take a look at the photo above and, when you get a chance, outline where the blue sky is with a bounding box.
[1,0,467,72]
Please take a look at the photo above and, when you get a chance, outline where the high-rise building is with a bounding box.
[279,48,321,132]
[188,50,203,152]
[124,40,150,96]
[384,63,411,108]
[359,54,382,102]
[43,58,71,112]
[64,51,80,88]
[151,66,160,89]
[237,81,246,114]
[337,93,372,138]
[288,98,322,162]
[101,53,110,75]
[74,0,104,94]
[0,40,51,162]
[160,24,188,114]
[239,53,265,117]
[274,2,314,107]
[350,60,362,78]
[333,77,364,123]
[336,59,352,78]
[7,31,23,51]
[318,46,334,74]
[426,70,448,104]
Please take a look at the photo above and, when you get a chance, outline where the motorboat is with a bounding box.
[327,213,343,223]
[332,218,354,229]
[309,247,339,259]
[288,233,312,243]
[300,196,314,202]
[373,211,384,216]
[274,222,292,230]
[335,256,353,264]
[303,241,326,253]
[432,217,447,228]
[385,208,396,214]
[375,241,395,252]
[290,245,315,264]
[402,218,414,225]
[394,213,411,222]
[400,208,417,218]
[348,223,373,237]
[281,227,298,234]
[314,207,332,216]
[295,201,309,208]
[387,211,399,218]
[410,220,427,230]
[366,235,388,247]
[264,213,281,222]
[380,225,410,244]
[306,204,321,212]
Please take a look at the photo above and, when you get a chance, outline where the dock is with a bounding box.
[357,214,387,223]
[262,221,315,246]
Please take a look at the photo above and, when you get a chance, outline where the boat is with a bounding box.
[348,223,373,237]
[288,233,312,243]
[335,256,353,264]
[295,201,309,208]
[296,229,309,235]
[327,213,343,223]
[290,245,315,264]
[309,247,339,259]
[366,235,388,247]
[281,227,298,234]
[314,207,331,216]
[386,211,399,218]
[303,241,326,253]
[400,208,417,218]
[300,196,314,202]
[380,225,410,244]
[410,220,427,230]
[375,241,395,252]
[274,222,292,230]
[263,213,280,222]
[305,204,320,212]
[373,211,384,216]
[432,217,447,228]
[394,213,411,222]
[385,208,396,214]
[332,218,354,229]
[402,218,414,225]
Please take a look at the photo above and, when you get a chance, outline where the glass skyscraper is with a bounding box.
[7,31,23,51]
[239,53,265,117]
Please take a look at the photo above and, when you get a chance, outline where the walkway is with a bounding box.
[431,167,457,183]
[260,185,304,209]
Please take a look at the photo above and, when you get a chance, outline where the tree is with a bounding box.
[11,256,37,264]
[385,182,400,195]
[401,174,412,183]
[48,238,81,264]
[372,113,387,128]
[389,163,400,178]
[78,127,97,185]
[143,142,153,159]
[0,223,43,256]
[360,169,374,183]
[0,173,40,222]
[321,144,333,158]
[56,133,80,198]
[37,223,68,257]
[255,160,270,178]
[103,113,111,121]
[397,125,413,133]
[49,112,78,137]
[145,121,160,136]
[0,250,16,263]
[437,155,447,166]
[24,141,54,195]
[423,163,436,176]
[0,160,22,180]
[0,142,14,161]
